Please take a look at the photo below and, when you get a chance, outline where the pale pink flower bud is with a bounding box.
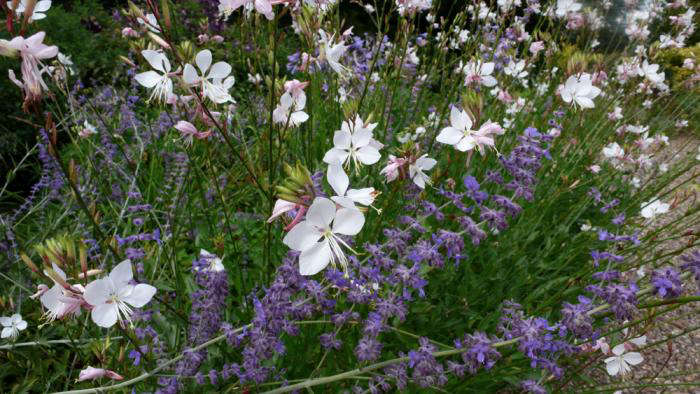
[211,35,225,43]
[77,366,124,382]
[121,27,140,38]
[197,34,210,44]
[529,41,545,55]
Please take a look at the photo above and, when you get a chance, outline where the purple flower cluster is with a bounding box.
[651,267,682,299]
[159,252,229,393]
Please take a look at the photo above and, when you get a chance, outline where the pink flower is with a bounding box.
[174,121,211,144]
[6,31,58,105]
[77,366,124,382]
[380,155,407,183]
[267,199,299,223]
[529,41,545,55]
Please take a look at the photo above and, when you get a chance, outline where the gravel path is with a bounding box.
[583,135,700,393]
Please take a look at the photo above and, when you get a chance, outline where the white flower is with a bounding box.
[327,162,376,209]
[460,60,497,87]
[283,197,365,275]
[504,59,528,79]
[323,116,381,168]
[183,50,235,104]
[640,199,669,219]
[83,260,156,328]
[409,154,437,189]
[555,0,581,18]
[436,107,503,154]
[198,249,225,272]
[1,314,27,340]
[559,74,601,109]
[318,30,348,75]
[8,0,52,22]
[637,60,664,85]
[137,13,161,33]
[79,120,98,138]
[40,263,83,321]
[272,92,309,127]
[604,343,643,376]
[135,50,174,103]
[602,142,624,160]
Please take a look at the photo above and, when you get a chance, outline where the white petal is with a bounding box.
[629,336,646,346]
[623,352,643,365]
[109,260,133,287]
[481,62,495,75]
[91,303,118,328]
[208,61,231,79]
[34,0,51,12]
[123,284,156,308]
[83,279,110,306]
[450,107,468,130]
[323,149,350,165]
[332,207,365,235]
[283,222,322,251]
[605,358,621,376]
[351,127,373,148]
[327,163,349,196]
[195,49,212,74]
[612,344,626,356]
[298,241,332,276]
[346,188,375,206]
[0,316,11,326]
[141,50,168,73]
[306,197,336,228]
[456,136,477,152]
[416,156,437,171]
[290,111,309,126]
[10,314,21,324]
[481,76,497,87]
[135,71,161,88]
[183,64,199,85]
[436,126,464,145]
[575,96,595,109]
[412,171,426,189]
[1,327,12,338]
[355,146,381,165]
[333,129,352,149]
[15,320,27,330]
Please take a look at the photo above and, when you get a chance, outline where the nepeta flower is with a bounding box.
[1,314,27,340]
[323,115,381,168]
[135,50,174,103]
[283,197,365,275]
[183,50,235,104]
[651,267,682,299]
[604,343,643,376]
[559,74,601,109]
[83,260,156,328]
[409,155,437,189]
[436,106,503,154]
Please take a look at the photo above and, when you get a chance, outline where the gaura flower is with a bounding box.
[640,199,669,219]
[327,162,376,209]
[503,59,528,79]
[40,263,84,321]
[460,60,497,87]
[559,74,601,109]
[218,0,280,20]
[79,120,97,138]
[7,0,52,22]
[409,154,437,189]
[436,106,504,154]
[272,91,309,127]
[283,197,364,275]
[77,366,124,382]
[318,30,349,75]
[137,13,161,33]
[555,0,582,18]
[323,115,381,168]
[183,49,235,104]
[135,50,174,103]
[1,313,27,340]
[602,142,624,160]
[83,260,156,328]
[604,343,643,376]
[173,120,211,145]
[380,155,407,183]
[5,31,58,104]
